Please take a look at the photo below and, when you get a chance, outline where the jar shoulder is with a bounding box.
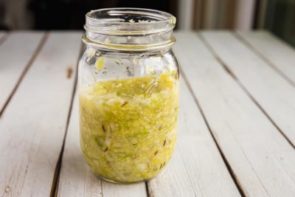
[79,48,179,85]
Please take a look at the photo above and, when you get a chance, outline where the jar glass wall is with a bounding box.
[79,8,179,183]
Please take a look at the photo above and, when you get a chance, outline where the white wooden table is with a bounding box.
[0,31,295,197]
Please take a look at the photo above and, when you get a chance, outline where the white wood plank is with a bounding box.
[147,77,240,197]
[0,32,44,115]
[57,94,147,197]
[175,32,295,197]
[237,31,295,84]
[0,32,81,197]
[201,31,295,146]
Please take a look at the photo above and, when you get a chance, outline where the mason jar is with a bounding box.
[79,8,179,183]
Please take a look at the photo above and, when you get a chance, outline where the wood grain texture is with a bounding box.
[201,31,295,146]
[0,32,44,116]
[57,95,147,197]
[175,32,295,196]
[147,78,240,197]
[0,32,81,196]
[237,31,295,85]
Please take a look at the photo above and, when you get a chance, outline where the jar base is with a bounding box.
[95,174,151,184]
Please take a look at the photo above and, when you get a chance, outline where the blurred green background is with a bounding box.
[265,0,295,46]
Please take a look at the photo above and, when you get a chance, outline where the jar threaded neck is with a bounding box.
[84,8,176,51]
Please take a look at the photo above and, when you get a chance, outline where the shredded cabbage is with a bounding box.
[79,72,178,183]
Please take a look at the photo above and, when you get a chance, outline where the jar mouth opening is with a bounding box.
[85,8,176,35]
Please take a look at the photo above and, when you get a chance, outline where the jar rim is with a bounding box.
[85,7,176,35]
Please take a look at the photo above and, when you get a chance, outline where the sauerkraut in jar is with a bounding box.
[79,8,179,183]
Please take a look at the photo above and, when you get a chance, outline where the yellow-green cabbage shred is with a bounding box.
[79,72,179,183]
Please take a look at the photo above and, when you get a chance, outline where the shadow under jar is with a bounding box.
[79,8,179,183]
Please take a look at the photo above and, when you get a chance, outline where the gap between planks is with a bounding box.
[51,43,147,197]
[179,68,246,197]
[0,33,48,117]
[143,76,240,197]
[50,43,83,197]
[144,182,150,197]
[199,33,295,149]
[0,32,82,197]
[56,95,147,197]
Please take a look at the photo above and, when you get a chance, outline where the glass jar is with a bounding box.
[79,8,179,183]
